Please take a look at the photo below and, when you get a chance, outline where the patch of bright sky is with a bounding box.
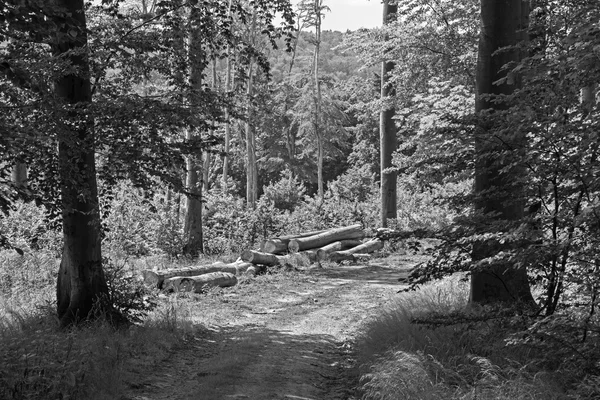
[293,0,383,32]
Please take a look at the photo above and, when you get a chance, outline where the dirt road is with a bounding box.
[124,255,418,400]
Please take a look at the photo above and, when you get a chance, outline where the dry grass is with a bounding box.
[356,276,570,400]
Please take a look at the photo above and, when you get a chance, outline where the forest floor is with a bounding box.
[122,254,421,400]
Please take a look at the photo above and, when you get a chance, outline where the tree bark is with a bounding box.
[11,162,27,188]
[261,229,329,254]
[328,253,371,263]
[221,0,233,191]
[143,261,252,289]
[54,0,109,327]
[471,0,534,305]
[241,250,291,265]
[288,224,365,253]
[163,272,238,293]
[315,239,364,261]
[245,57,258,209]
[380,0,398,228]
[318,239,383,261]
[183,7,204,257]
[313,0,324,201]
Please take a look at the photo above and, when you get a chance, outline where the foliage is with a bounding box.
[0,201,61,255]
[356,278,573,399]
[262,170,306,211]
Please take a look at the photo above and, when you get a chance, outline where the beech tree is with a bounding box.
[54,0,109,326]
[470,0,534,304]
[379,0,397,228]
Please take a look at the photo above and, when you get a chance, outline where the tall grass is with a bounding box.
[356,276,569,400]
[0,249,195,400]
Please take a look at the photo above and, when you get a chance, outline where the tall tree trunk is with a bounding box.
[221,0,233,191]
[183,7,204,257]
[203,58,218,194]
[313,0,323,201]
[246,57,258,208]
[283,15,303,171]
[380,0,398,227]
[54,0,109,327]
[470,0,534,305]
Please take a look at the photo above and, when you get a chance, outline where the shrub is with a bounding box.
[0,201,61,254]
[262,170,306,212]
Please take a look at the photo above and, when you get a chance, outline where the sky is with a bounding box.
[293,0,383,32]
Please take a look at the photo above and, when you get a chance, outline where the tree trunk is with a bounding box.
[143,260,252,289]
[246,57,258,209]
[183,141,203,257]
[222,0,233,191]
[183,7,204,257]
[328,253,371,263]
[163,272,237,293]
[380,0,398,227]
[261,229,329,254]
[313,0,324,201]
[315,239,364,261]
[54,0,109,327]
[241,250,291,266]
[288,224,365,253]
[318,239,382,261]
[470,0,534,305]
[11,162,27,188]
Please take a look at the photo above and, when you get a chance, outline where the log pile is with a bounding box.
[143,224,387,292]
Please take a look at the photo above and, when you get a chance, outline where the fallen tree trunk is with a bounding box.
[163,272,237,293]
[314,239,364,261]
[288,224,365,253]
[376,227,437,241]
[328,253,372,263]
[322,239,384,262]
[261,229,329,254]
[241,250,290,265]
[143,260,251,289]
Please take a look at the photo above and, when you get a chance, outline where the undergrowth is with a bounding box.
[355,276,595,399]
[0,248,196,400]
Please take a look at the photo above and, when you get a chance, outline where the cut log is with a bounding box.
[376,228,436,241]
[143,260,251,289]
[328,253,372,263]
[261,229,329,254]
[322,239,384,262]
[288,224,365,253]
[241,250,290,265]
[315,239,364,261]
[163,272,237,293]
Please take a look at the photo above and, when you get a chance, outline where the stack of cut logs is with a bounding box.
[143,224,383,294]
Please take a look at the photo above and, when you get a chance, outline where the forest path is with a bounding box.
[124,254,420,400]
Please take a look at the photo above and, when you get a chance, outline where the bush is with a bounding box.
[262,170,306,212]
[0,201,61,255]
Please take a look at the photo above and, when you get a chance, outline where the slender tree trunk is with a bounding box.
[246,57,257,208]
[221,0,233,191]
[313,0,323,201]
[203,58,218,193]
[283,15,303,171]
[183,7,204,257]
[470,0,534,305]
[54,0,109,327]
[380,0,398,227]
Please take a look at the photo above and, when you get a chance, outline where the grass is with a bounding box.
[355,276,575,400]
[0,249,198,400]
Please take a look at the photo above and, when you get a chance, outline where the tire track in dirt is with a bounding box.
[124,255,419,400]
